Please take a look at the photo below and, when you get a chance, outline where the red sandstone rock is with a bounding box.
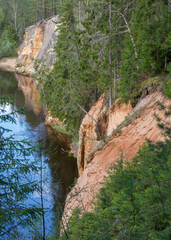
[62,92,170,230]
[77,94,132,174]
[16,16,59,75]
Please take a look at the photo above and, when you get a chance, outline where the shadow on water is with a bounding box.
[0,69,78,237]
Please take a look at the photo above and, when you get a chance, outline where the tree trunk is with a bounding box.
[12,0,17,32]
[108,0,112,108]
[52,0,55,15]
[116,9,138,58]
[42,0,45,20]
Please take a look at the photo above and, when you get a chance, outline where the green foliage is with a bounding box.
[0,26,18,58]
[36,1,102,135]
[164,63,171,98]
[0,97,42,238]
[61,105,171,239]
[36,0,170,135]
[0,0,62,57]
[118,0,170,102]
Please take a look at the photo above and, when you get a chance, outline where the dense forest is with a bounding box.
[0,0,170,133]
[35,0,171,134]
[0,0,171,239]
[0,0,62,58]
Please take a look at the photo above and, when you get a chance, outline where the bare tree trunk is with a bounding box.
[114,9,138,58]
[113,70,116,100]
[34,0,38,23]
[52,0,55,15]
[42,0,45,20]
[78,1,81,23]
[40,152,46,240]
[108,0,112,108]
[12,0,18,32]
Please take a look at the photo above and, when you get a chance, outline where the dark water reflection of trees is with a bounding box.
[0,69,78,237]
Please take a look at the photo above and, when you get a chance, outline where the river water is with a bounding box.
[0,70,78,238]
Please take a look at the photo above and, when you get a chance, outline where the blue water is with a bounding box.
[0,70,78,239]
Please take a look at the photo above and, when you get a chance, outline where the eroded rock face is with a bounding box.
[77,94,132,174]
[77,94,107,174]
[16,16,59,75]
[62,92,170,230]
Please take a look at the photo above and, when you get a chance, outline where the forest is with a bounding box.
[35,0,171,134]
[0,1,170,133]
[0,0,171,239]
[0,0,60,58]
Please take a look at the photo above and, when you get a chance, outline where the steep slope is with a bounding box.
[77,94,132,174]
[62,92,170,225]
[15,16,59,75]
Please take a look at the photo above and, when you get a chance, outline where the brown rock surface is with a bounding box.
[62,92,170,227]
[77,94,132,174]
[44,112,61,126]
[77,94,107,174]
[16,16,59,75]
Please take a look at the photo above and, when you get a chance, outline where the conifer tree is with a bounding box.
[0,97,42,238]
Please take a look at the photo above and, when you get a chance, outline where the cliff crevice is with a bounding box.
[62,91,171,225]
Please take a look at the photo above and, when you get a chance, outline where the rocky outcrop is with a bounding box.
[62,92,170,228]
[44,112,61,126]
[77,94,132,174]
[16,16,59,75]
[0,58,16,72]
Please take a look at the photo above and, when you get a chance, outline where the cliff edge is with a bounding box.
[62,91,170,226]
[15,16,59,75]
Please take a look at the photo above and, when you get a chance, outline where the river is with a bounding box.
[0,69,78,238]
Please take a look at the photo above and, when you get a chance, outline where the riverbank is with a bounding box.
[0,58,16,72]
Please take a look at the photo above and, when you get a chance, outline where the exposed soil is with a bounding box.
[62,92,171,228]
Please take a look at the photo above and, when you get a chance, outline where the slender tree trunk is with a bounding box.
[113,70,116,100]
[78,1,81,23]
[52,0,55,15]
[12,0,17,32]
[108,0,112,108]
[34,0,38,23]
[117,10,138,58]
[42,0,45,19]
[40,152,46,240]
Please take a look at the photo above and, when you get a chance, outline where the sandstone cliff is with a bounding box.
[77,94,132,174]
[16,16,59,75]
[62,92,170,226]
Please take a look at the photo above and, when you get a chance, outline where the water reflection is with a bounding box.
[0,69,78,237]
[16,74,45,117]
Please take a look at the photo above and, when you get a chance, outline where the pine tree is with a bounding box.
[0,97,42,238]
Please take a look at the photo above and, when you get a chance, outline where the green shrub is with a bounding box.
[164,63,171,98]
